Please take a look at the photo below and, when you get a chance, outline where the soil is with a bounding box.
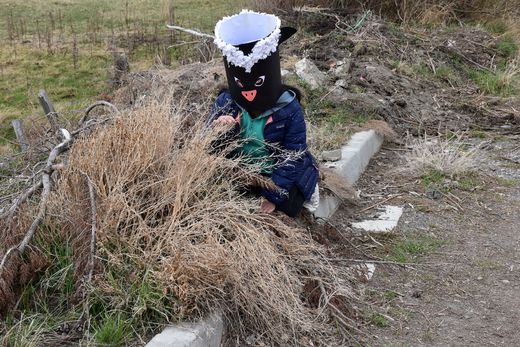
[328,133,520,346]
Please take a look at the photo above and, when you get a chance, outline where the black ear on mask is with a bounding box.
[279,27,297,44]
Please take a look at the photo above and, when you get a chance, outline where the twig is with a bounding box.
[84,174,97,287]
[0,129,72,276]
[17,129,71,253]
[444,48,495,73]
[330,258,455,267]
[166,25,214,39]
[167,40,201,49]
[75,173,98,329]
[318,281,365,335]
[439,191,463,211]
[80,101,119,125]
[1,179,43,220]
[427,52,436,75]
[359,194,404,213]
[71,117,112,137]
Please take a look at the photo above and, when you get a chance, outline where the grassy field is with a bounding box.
[0,0,246,148]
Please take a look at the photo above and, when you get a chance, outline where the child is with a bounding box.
[209,10,319,217]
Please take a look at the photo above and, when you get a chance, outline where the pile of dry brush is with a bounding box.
[0,97,359,344]
[252,0,520,25]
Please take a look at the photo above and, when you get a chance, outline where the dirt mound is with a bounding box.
[286,16,520,134]
[113,60,226,110]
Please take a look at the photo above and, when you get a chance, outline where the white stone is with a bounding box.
[351,205,403,233]
[332,59,351,78]
[281,68,293,77]
[334,79,348,88]
[146,312,223,347]
[295,58,327,90]
[365,263,376,280]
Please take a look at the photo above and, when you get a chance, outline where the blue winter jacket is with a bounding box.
[209,89,319,205]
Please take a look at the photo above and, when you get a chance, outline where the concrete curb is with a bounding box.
[145,312,223,347]
[314,130,384,219]
[146,130,384,346]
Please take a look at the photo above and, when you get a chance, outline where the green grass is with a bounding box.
[389,60,463,87]
[93,312,129,346]
[434,64,463,86]
[470,129,488,139]
[496,35,518,58]
[466,66,518,97]
[383,290,399,301]
[290,80,375,152]
[496,177,518,188]
[366,312,389,328]
[421,169,445,188]
[483,20,509,35]
[388,234,444,263]
[421,169,481,192]
[456,172,480,191]
[0,0,246,150]
[1,313,49,347]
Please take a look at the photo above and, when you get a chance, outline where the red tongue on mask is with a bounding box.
[241,90,257,102]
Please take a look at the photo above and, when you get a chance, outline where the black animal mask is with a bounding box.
[214,10,296,115]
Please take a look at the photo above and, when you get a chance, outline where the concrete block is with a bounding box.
[352,205,403,233]
[146,312,223,347]
[314,130,384,220]
[313,194,341,220]
[325,130,384,184]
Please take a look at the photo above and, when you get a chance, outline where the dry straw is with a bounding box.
[42,97,357,344]
[402,132,477,177]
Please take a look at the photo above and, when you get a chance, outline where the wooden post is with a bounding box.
[37,89,58,132]
[11,119,28,151]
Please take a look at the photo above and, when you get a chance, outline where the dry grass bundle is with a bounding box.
[43,97,357,344]
[402,133,477,178]
[360,120,398,142]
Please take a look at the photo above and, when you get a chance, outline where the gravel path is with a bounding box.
[338,134,520,346]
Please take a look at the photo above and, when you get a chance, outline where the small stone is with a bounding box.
[321,149,342,162]
[501,279,510,284]
[245,335,256,345]
[332,59,352,78]
[412,291,422,298]
[334,79,348,88]
[295,58,327,90]
[395,99,407,107]
[426,187,442,200]
[281,68,292,77]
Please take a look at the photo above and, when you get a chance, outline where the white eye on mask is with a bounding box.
[234,77,244,88]
[254,76,265,87]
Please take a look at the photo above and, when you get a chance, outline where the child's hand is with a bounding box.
[213,115,236,126]
[259,198,276,214]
